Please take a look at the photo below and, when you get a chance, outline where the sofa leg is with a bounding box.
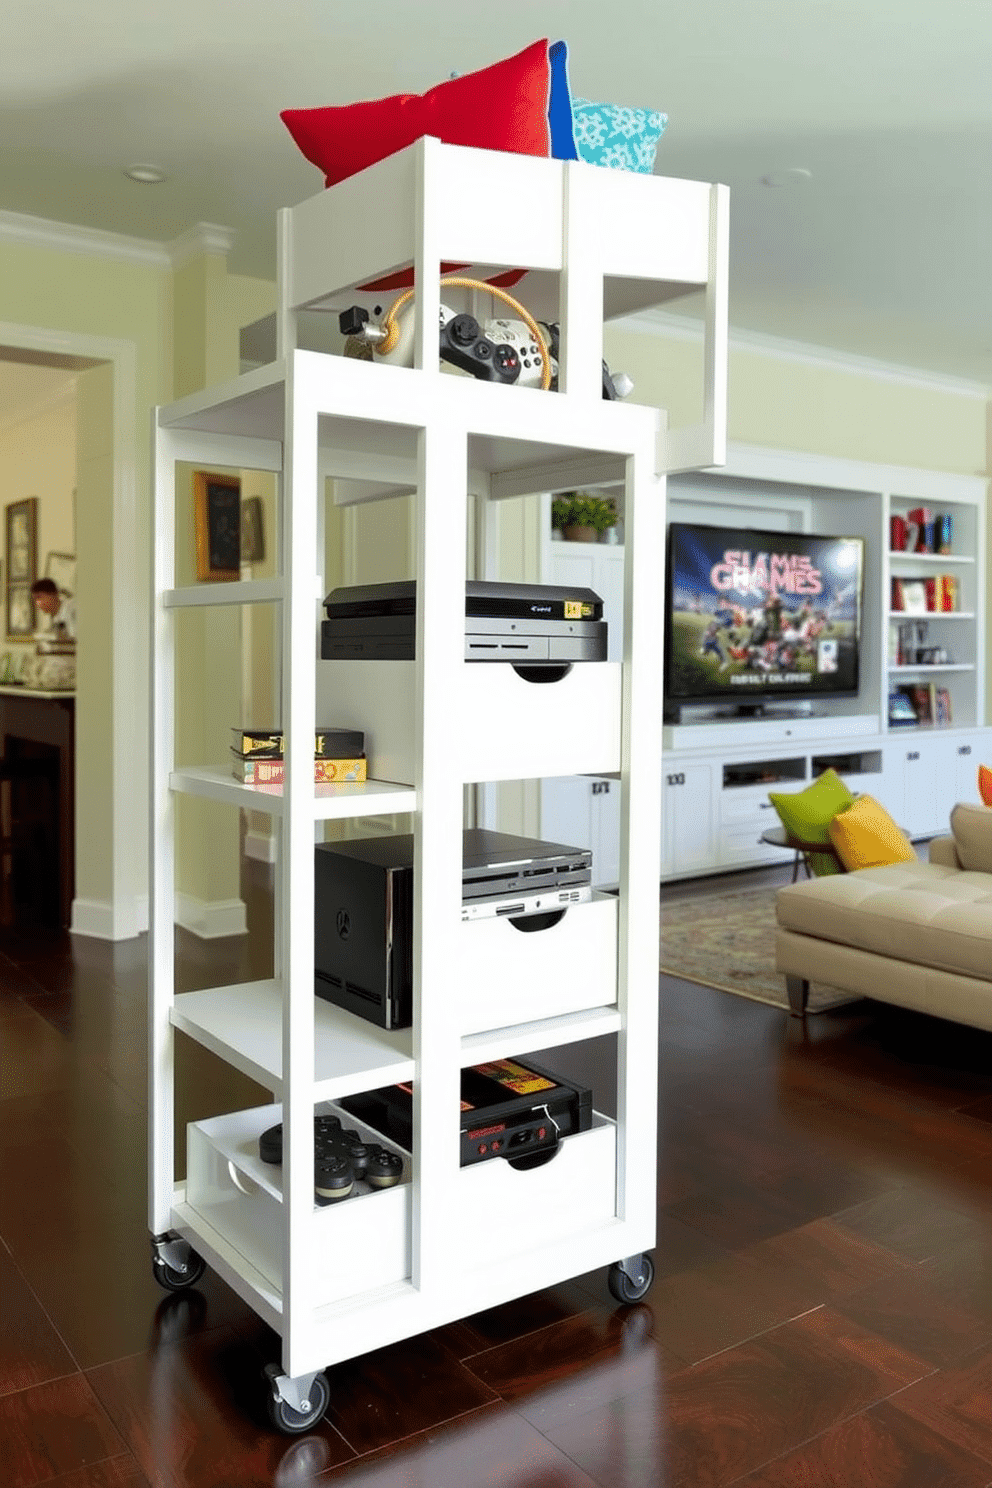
[786,975,810,1018]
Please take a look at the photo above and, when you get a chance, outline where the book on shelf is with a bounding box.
[231,754,368,785]
[935,686,953,725]
[906,683,936,726]
[230,725,365,759]
[938,573,958,611]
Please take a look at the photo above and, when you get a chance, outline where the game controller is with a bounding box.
[259,1112,403,1205]
[536,321,633,401]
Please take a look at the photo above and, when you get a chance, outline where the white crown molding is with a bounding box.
[0,208,171,267]
[167,221,237,267]
[0,209,235,271]
[616,308,992,400]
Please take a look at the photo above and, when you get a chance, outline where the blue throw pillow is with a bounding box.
[571,99,668,173]
[547,41,578,160]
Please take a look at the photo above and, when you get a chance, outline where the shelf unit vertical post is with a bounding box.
[615,421,666,1232]
[148,421,180,1236]
[281,366,320,1377]
[411,419,469,1292]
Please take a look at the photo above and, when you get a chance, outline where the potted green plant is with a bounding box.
[551,492,618,543]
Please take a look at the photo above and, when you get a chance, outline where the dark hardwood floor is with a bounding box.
[4,858,992,1485]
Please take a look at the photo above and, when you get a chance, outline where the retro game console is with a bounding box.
[341,1056,593,1169]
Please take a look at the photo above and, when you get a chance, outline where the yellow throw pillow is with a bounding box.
[979,763,992,807]
[828,795,917,872]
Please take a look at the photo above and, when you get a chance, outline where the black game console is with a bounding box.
[314,829,593,1030]
[320,579,607,665]
[340,1056,593,1170]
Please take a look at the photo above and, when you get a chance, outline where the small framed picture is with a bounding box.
[5,497,37,637]
[240,495,265,564]
[193,472,241,582]
[8,585,34,637]
[45,551,76,595]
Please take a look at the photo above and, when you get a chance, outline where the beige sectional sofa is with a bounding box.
[775,802,992,1027]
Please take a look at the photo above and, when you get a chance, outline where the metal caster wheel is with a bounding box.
[264,1364,330,1435]
[150,1234,206,1292]
[608,1253,655,1304]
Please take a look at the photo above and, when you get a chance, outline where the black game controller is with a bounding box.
[439,312,522,384]
[259,1113,402,1205]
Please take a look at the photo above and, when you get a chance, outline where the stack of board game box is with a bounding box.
[231,727,367,785]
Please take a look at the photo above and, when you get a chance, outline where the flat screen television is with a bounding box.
[664,521,864,719]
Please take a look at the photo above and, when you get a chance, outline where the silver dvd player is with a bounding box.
[320,580,607,664]
[459,883,592,922]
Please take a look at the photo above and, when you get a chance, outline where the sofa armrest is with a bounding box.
[929,835,961,868]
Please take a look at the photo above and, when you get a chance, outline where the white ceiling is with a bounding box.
[2,0,992,384]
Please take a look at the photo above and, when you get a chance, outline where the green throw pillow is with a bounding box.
[768,768,855,877]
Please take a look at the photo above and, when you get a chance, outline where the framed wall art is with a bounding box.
[193,471,241,582]
[5,496,38,637]
[45,551,76,595]
[240,495,265,564]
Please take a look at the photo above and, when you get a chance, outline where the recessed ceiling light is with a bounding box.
[124,164,168,184]
[760,167,812,188]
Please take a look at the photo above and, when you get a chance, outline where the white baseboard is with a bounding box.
[175,893,248,939]
[70,893,149,941]
[244,828,277,864]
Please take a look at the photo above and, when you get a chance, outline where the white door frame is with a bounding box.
[0,319,141,939]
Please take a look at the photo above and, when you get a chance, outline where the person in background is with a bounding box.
[30,578,76,641]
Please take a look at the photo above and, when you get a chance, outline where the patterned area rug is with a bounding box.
[660,884,856,1013]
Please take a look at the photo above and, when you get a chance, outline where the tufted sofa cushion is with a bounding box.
[776,860,992,983]
[950,801,992,874]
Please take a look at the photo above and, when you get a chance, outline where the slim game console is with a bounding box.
[320,579,607,665]
[314,828,593,1029]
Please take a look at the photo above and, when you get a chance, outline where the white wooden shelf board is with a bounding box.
[158,361,287,440]
[164,578,284,608]
[460,1005,622,1065]
[888,664,975,674]
[169,765,415,819]
[888,611,974,621]
[171,981,414,1097]
[171,1197,284,1328]
[889,552,974,565]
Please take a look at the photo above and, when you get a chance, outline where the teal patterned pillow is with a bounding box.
[571,99,668,173]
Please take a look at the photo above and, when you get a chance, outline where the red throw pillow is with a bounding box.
[281,39,553,190]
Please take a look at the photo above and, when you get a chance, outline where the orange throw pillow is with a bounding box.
[979,763,992,807]
[828,795,917,872]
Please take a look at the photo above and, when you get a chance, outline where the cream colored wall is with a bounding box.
[0,238,170,930]
[603,325,990,475]
[0,391,76,668]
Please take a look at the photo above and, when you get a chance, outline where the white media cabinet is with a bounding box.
[148,138,729,1430]
[542,443,989,881]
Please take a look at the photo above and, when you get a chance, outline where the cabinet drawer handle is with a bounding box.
[958,745,972,756]
[666,773,686,786]
[906,751,920,761]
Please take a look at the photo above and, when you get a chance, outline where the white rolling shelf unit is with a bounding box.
[148,136,728,1431]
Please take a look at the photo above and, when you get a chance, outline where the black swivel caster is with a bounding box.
[608,1253,655,1304]
[150,1233,206,1292]
[264,1363,331,1435]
